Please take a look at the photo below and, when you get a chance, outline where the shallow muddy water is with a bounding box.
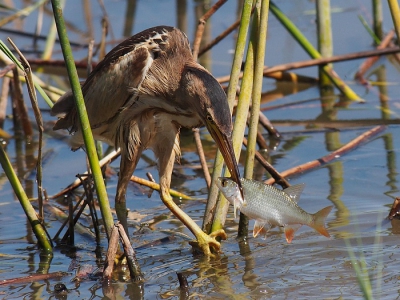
[1,1,400,299]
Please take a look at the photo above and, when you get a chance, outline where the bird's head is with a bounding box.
[179,63,243,194]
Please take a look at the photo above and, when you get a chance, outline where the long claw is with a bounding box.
[189,229,227,257]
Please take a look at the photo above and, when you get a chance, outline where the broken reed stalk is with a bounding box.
[238,0,270,238]
[387,0,400,45]
[9,38,46,223]
[103,225,120,282]
[211,0,257,234]
[103,223,143,282]
[202,0,254,233]
[0,146,52,252]
[264,125,386,185]
[51,0,114,240]
[0,272,66,286]
[316,0,333,87]
[117,223,143,281]
[192,0,228,189]
[269,1,362,102]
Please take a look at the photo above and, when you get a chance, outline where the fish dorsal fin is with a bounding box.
[253,220,272,238]
[283,183,305,203]
[284,224,302,243]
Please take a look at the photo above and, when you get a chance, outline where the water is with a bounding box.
[1,0,400,299]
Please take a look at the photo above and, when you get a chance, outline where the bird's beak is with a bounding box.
[206,122,243,198]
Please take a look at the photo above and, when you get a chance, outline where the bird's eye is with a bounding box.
[206,114,213,123]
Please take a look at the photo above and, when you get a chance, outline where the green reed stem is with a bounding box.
[316,0,333,87]
[211,0,258,234]
[270,1,362,102]
[0,146,52,252]
[42,0,66,60]
[203,0,254,233]
[387,0,400,45]
[237,0,270,238]
[51,0,114,240]
[372,0,383,42]
[345,238,373,300]
[358,15,380,45]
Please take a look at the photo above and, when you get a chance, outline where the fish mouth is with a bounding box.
[206,122,243,197]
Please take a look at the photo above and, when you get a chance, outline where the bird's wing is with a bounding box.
[52,26,175,132]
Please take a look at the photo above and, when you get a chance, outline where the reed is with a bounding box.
[50,0,114,240]
[387,0,400,45]
[270,1,362,102]
[202,0,254,233]
[316,0,333,87]
[0,146,52,252]
[238,0,270,238]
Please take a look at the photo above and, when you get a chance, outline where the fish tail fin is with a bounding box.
[311,206,333,238]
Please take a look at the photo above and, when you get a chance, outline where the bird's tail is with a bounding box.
[311,206,333,238]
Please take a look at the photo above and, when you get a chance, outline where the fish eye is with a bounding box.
[221,179,228,187]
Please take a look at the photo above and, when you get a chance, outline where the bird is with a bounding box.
[51,25,242,256]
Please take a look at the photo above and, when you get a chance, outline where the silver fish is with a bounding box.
[216,177,333,243]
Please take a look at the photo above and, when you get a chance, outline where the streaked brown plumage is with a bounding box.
[51,25,241,255]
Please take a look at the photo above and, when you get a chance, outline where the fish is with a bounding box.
[216,177,333,243]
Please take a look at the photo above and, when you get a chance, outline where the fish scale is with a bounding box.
[239,179,312,226]
[216,177,333,243]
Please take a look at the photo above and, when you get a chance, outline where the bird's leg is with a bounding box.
[115,148,142,235]
[156,136,227,257]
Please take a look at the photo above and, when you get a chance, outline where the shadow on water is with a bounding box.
[1,0,400,299]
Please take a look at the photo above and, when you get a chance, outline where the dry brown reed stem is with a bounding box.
[9,38,46,220]
[191,0,227,191]
[263,71,318,83]
[0,76,10,127]
[264,125,386,185]
[0,64,15,77]
[217,47,400,84]
[117,223,143,281]
[242,137,290,189]
[355,30,395,84]
[103,224,120,282]
[26,58,95,69]
[192,0,227,60]
[193,128,211,188]
[263,47,400,74]
[218,70,318,84]
[198,6,256,58]
[11,67,33,137]
[49,149,120,199]
[49,148,192,200]
[258,111,281,138]
[0,272,66,286]
[198,16,240,57]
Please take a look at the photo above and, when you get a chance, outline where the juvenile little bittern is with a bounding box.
[51,25,242,255]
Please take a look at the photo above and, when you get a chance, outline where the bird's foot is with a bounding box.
[189,229,228,257]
